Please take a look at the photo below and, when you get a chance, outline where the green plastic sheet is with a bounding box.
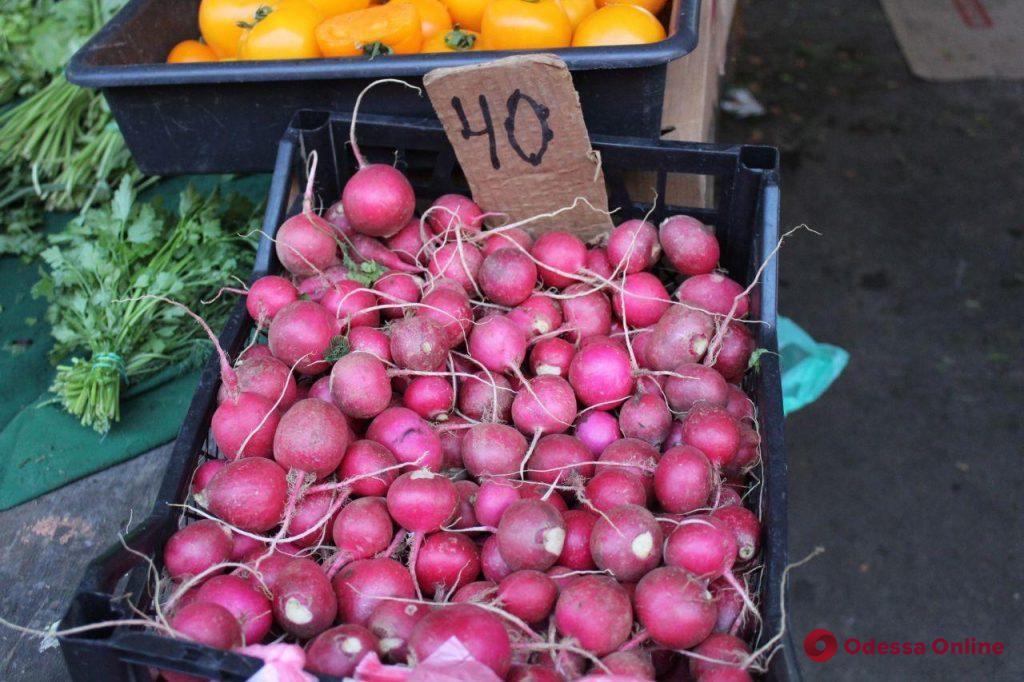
[778,315,849,415]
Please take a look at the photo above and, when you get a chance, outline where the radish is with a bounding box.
[458,371,514,422]
[338,440,397,496]
[374,271,422,319]
[272,557,337,638]
[585,246,614,280]
[402,375,454,420]
[163,520,233,583]
[468,314,528,374]
[246,276,298,322]
[332,557,417,625]
[710,322,756,382]
[724,384,755,424]
[557,509,598,570]
[584,470,647,512]
[618,392,672,446]
[601,649,656,680]
[482,227,533,257]
[574,411,620,456]
[644,305,714,371]
[342,156,415,238]
[474,479,522,527]
[273,398,353,479]
[197,458,288,533]
[517,482,569,512]
[462,423,528,478]
[589,504,662,581]
[663,419,685,450]
[726,423,760,475]
[330,351,392,419]
[348,326,392,363]
[497,570,557,624]
[451,480,479,530]
[554,576,632,655]
[306,624,380,677]
[428,242,484,294]
[194,574,272,644]
[710,578,752,636]
[508,294,563,338]
[481,534,514,583]
[347,233,420,274]
[690,633,752,679]
[598,438,659,499]
[366,407,443,471]
[409,604,512,677]
[712,505,761,563]
[511,375,577,436]
[415,532,481,595]
[568,339,634,409]
[655,445,714,513]
[479,248,538,306]
[452,580,497,603]
[191,461,225,496]
[307,376,332,404]
[367,600,430,662]
[529,337,575,378]
[386,469,458,533]
[332,497,395,563]
[427,194,485,234]
[387,218,428,265]
[321,279,380,330]
[275,213,338,278]
[531,231,586,288]
[438,418,469,469]
[211,390,280,461]
[418,284,473,348]
[238,344,273,362]
[298,265,352,302]
[560,285,612,342]
[509,666,564,682]
[168,601,241,650]
[677,273,749,318]
[659,215,720,276]
[682,405,741,468]
[496,499,566,571]
[664,515,737,580]
[634,566,717,649]
[241,549,297,594]
[389,316,448,371]
[324,200,352,235]
[267,300,336,375]
[607,219,660,274]
[716,484,744,509]
[665,362,730,412]
[526,434,594,485]
[288,490,338,549]
[611,272,670,328]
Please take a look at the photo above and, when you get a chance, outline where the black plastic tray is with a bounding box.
[59,111,797,681]
[65,0,700,174]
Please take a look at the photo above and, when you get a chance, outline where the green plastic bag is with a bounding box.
[777,316,848,415]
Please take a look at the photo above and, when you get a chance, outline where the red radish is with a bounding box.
[438,418,468,469]
[526,434,594,485]
[164,520,232,583]
[664,515,737,580]
[710,578,752,636]
[665,362,730,412]
[451,480,479,530]
[428,242,484,294]
[348,326,392,363]
[529,338,575,378]
[347,233,420,273]
[557,509,598,570]
[191,461,225,496]
[497,570,557,624]
[246,276,298,322]
[211,390,280,461]
[607,219,660,274]
[452,580,497,603]
[712,505,761,562]
[415,532,481,595]
[682,405,741,467]
[468,314,528,374]
[482,227,533,257]
[585,247,613,280]
[332,496,395,562]
[306,624,380,677]
[508,294,563,338]
[332,557,416,625]
[272,557,337,638]
[716,484,744,508]
[367,600,430,662]
[197,458,288,533]
[585,470,647,512]
[531,231,586,288]
[618,392,672,446]
[481,534,514,583]
[374,271,422,319]
[238,344,273,362]
[554,576,632,655]
[324,200,352,234]
[289,490,338,548]
[479,248,538,306]
[516,482,569,512]
[634,566,717,649]
[462,423,528,478]
[389,316,448,371]
[458,371,514,422]
[402,375,454,420]
[330,352,392,419]
[711,322,756,382]
[474,478,521,527]
[589,504,662,581]
[298,265,352,302]
[611,272,670,328]
[664,419,685,450]
[275,213,338,277]
[342,162,415,238]
[322,279,380,330]
[574,411,620,456]
[598,438,660,499]
[386,469,458,533]
[659,215,720,276]
[509,666,564,682]
[496,499,566,571]
[194,574,272,644]
[655,445,714,514]
[560,285,612,342]
[267,300,336,375]
[418,284,473,348]
[168,601,241,650]
[726,423,760,475]
[690,633,752,679]
[273,398,353,479]
[546,565,578,591]
[242,549,297,594]
[724,384,755,423]
[338,440,397,496]
[568,339,634,409]
[677,273,749,318]
[367,407,443,471]
[511,375,577,436]
[409,604,512,677]
[387,218,428,265]
[602,650,656,680]
[427,194,485,234]
[645,305,715,371]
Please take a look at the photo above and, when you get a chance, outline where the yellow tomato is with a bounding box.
[556,0,595,29]
[315,3,423,57]
[199,0,265,58]
[596,0,666,14]
[480,0,572,50]
[306,0,371,15]
[422,26,480,52]
[238,1,325,60]
[391,0,453,41]
[571,4,665,46]
[440,0,488,32]
[166,39,219,63]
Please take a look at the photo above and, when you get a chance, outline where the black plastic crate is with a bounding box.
[59,111,797,681]
[65,0,700,174]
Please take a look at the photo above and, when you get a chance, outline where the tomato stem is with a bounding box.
[445,27,477,51]
[361,41,395,59]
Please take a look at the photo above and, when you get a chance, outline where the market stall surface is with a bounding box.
[1,0,1023,679]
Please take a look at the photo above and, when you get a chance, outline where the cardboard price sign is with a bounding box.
[424,54,613,239]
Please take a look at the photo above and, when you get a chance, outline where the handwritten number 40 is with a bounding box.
[451,90,554,171]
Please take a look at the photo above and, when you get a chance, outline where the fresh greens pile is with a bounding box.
[32,179,260,434]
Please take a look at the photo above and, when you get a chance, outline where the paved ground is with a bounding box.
[1,1,1022,680]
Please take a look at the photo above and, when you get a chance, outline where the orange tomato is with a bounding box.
[238,1,325,60]
[166,39,219,63]
[440,0,489,32]
[480,0,572,50]
[422,26,481,52]
[391,0,453,41]
[306,0,372,15]
[556,0,595,29]
[571,4,665,47]
[315,3,423,57]
[596,0,667,14]
[199,0,265,58]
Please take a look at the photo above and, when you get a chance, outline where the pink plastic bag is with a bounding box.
[240,643,317,682]
[355,637,503,682]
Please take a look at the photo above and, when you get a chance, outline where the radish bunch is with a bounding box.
[157,158,767,681]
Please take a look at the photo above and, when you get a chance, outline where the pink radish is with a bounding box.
[712,505,761,563]
[618,392,672,446]
[574,411,620,456]
[191,460,225,496]
[168,601,241,650]
[389,316,448,371]
[288,490,338,548]
[526,434,594,485]
[664,419,685,450]
[275,213,338,278]
[321,279,380,330]
[479,248,538,306]
[655,445,714,514]
[665,362,730,412]
[338,440,397,496]
[197,458,288,533]
[348,233,420,273]
[298,265,351,302]
[452,580,497,603]
[568,338,634,409]
[414,532,481,595]
[474,478,522,527]
[341,147,415,237]
[330,351,392,419]
[711,322,756,382]
[402,375,454,420]
[589,504,662,581]
[438,417,469,469]
[427,194,485,234]
[468,314,528,374]
[246,276,298,322]
[332,496,395,563]
[496,570,557,624]
[529,337,575,378]
[418,284,473,348]
[644,305,715,371]
[496,499,566,571]
[428,241,484,293]
[607,219,660,274]
[677,273,749,318]
[386,469,458,533]
[462,423,528,478]
[267,300,336,375]
[531,231,586,288]
[724,384,755,423]
[218,355,298,410]
[238,344,272,362]
[664,515,737,580]
[458,371,514,422]
[710,578,752,636]
[272,557,337,638]
[194,574,273,644]
[273,398,353,478]
[585,246,614,280]
[611,272,670,328]
[659,215,720,276]
[690,633,752,679]
[511,375,577,436]
[598,438,659,499]
[451,479,479,530]
[348,326,392,363]
[517,482,568,512]
[510,665,568,682]
[409,604,512,677]
[557,509,598,570]
[164,520,232,583]
[481,227,533,257]
[332,557,416,625]
[682,404,741,467]
[508,294,563,339]
[634,565,717,649]
[560,284,612,342]
[211,390,280,461]
[602,650,656,680]
[374,271,422,319]
[585,469,647,512]
[366,407,443,471]
[554,576,632,655]
[726,423,760,475]
[387,218,428,265]
[481,534,514,583]
[367,599,430,662]
[306,624,380,677]
[241,549,297,594]
[324,200,352,235]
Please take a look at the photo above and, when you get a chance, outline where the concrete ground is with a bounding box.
[1,1,1022,680]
